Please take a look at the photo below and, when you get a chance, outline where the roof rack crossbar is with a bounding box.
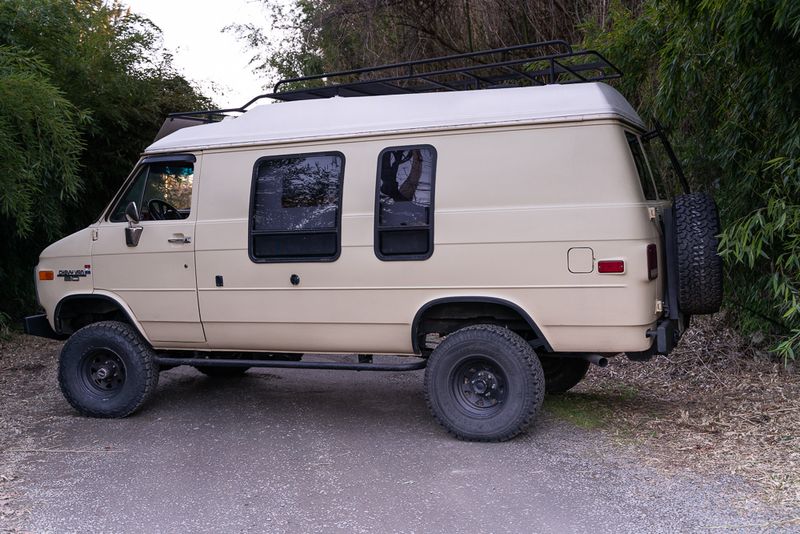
[419,76,458,91]
[501,65,546,86]
[166,41,622,121]
[379,81,414,94]
[551,58,589,82]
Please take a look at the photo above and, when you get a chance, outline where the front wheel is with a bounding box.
[58,321,159,418]
[424,324,545,442]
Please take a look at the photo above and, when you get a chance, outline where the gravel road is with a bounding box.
[1,352,795,533]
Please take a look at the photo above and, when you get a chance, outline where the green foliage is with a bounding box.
[0,0,213,219]
[0,46,84,237]
[229,1,634,85]
[0,45,85,320]
[0,0,212,325]
[585,0,800,360]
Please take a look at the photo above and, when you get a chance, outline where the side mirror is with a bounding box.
[125,201,140,225]
[124,202,143,247]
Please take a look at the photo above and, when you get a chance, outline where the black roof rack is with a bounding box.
[166,40,621,124]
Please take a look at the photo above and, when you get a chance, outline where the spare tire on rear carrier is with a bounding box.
[672,192,723,315]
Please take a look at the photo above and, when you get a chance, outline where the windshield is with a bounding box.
[626,128,688,201]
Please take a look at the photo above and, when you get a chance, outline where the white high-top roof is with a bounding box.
[146,82,644,153]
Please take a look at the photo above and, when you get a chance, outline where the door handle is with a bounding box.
[168,234,191,244]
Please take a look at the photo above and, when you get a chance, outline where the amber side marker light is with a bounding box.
[38,270,54,281]
[597,260,625,274]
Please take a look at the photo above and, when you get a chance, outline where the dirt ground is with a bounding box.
[1,316,799,531]
[571,315,800,510]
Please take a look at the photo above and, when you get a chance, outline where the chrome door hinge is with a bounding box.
[648,207,658,221]
[655,299,664,313]
[91,228,99,241]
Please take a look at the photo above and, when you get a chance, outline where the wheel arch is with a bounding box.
[411,296,552,354]
[54,292,149,342]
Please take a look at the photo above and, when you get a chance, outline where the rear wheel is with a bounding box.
[424,324,545,442]
[58,321,159,418]
[539,356,590,394]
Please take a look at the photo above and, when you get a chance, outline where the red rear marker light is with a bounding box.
[597,260,625,274]
[647,244,658,280]
[38,270,54,281]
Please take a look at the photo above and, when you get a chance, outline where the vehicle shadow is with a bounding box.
[145,364,437,436]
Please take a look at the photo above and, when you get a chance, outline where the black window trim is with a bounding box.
[374,144,437,261]
[248,150,346,264]
[625,130,661,201]
[141,153,196,165]
[104,153,197,223]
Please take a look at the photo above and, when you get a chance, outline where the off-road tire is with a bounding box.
[58,321,159,418]
[673,192,723,314]
[539,356,590,394]
[424,324,545,442]
[195,366,250,377]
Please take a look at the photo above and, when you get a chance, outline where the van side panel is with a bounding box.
[194,121,659,354]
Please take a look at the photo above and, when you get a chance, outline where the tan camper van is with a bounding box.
[25,42,722,441]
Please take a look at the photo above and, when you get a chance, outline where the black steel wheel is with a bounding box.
[539,356,590,394]
[59,321,159,418]
[451,358,508,417]
[80,349,127,394]
[425,324,545,442]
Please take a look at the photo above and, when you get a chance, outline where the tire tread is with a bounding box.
[673,193,723,314]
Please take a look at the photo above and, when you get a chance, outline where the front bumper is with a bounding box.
[23,314,67,340]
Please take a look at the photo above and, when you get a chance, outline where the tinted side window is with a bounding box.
[641,136,682,199]
[250,153,344,262]
[375,145,436,260]
[626,132,658,200]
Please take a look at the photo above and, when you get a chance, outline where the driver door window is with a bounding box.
[110,162,193,222]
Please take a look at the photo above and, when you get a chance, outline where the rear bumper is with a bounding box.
[647,317,680,354]
[23,314,66,340]
[625,316,685,361]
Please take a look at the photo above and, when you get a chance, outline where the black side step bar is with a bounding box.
[154,356,427,372]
